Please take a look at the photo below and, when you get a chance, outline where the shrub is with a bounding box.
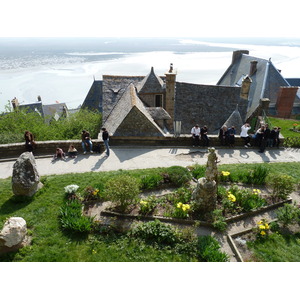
[129,219,180,246]
[139,196,157,215]
[140,173,163,190]
[104,175,140,212]
[242,165,269,185]
[196,235,229,262]
[212,209,227,232]
[164,166,192,187]
[59,198,94,233]
[188,164,206,179]
[267,174,295,200]
[276,203,300,227]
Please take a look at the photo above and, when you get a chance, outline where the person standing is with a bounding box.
[191,124,200,147]
[81,130,93,154]
[240,123,251,148]
[200,125,209,147]
[102,127,110,156]
[24,130,36,152]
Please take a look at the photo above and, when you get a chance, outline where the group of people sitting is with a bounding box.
[24,128,110,162]
[191,122,281,153]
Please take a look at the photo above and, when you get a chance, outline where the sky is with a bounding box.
[1,0,300,38]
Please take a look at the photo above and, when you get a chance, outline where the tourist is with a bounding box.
[274,127,281,148]
[102,128,110,156]
[81,130,93,154]
[228,126,236,147]
[218,125,228,146]
[255,125,265,148]
[191,124,201,147]
[24,130,36,152]
[52,148,66,161]
[268,127,277,147]
[240,123,251,148]
[200,125,209,147]
[67,144,78,158]
[258,124,270,153]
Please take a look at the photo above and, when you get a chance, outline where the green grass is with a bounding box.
[267,117,300,138]
[248,232,300,262]
[1,162,300,262]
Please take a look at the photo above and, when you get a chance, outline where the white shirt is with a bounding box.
[240,125,251,137]
[191,127,200,136]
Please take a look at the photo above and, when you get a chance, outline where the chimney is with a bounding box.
[276,86,298,118]
[37,95,42,102]
[249,61,258,76]
[11,97,19,110]
[231,50,249,64]
[165,63,176,131]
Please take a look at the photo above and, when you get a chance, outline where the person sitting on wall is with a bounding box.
[228,126,236,147]
[218,125,228,146]
[200,125,209,147]
[67,144,78,158]
[191,124,201,147]
[81,130,93,154]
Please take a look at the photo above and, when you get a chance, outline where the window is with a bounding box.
[155,94,163,107]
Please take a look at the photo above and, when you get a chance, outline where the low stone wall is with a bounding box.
[0,135,261,159]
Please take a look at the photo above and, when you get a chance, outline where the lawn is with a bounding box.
[1,162,300,262]
[267,117,300,138]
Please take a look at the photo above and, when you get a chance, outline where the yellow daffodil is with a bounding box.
[177,202,183,208]
[221,171,230,177]
[259,225,266,230]
[260,231,266,235]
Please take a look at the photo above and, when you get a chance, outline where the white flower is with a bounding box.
[64,184,79,194]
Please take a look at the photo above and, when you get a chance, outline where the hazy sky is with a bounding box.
[1,0,300,38]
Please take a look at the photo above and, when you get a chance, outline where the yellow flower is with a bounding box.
[265,224,270,230]
[257,220,263,225]
[253,189,261,194]
[177,202,183,208]
[227,193,236,202]
[260,231,266,236]
[222,171,230,177]
[140,200,148,206]
[259,225,266,230]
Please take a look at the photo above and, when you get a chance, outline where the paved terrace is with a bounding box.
[1,146,300,179]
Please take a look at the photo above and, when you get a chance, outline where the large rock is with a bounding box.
[12,152,43,196]
[0,217,27,248]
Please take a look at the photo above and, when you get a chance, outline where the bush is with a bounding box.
[164,166,192,187]
[140,173,163,190]
[276,203,300,227]
[188,164,206,179]
[196,236,229,262]
[104,175,140,212]
[129,219,180,246]
[267,174,295,200]
[59,198,94,233]
[212,209,227,232]
[242,165,269,185]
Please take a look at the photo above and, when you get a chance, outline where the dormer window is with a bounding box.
[155,94,163,107]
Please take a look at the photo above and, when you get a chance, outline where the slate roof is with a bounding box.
[103,83,165,137]
[81,80,103,112]
[222,105,244,135]
[217,52,300,118]
[146,107,171,120]
[136,67,165,94]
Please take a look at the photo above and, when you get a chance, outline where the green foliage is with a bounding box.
[196,236,229,262]
[140,173,163,190]
[164,166,192,187]
[129,219,180,246]
[188,164,206,179]
[283,137,300,148]
[139,196,157,215]
[276,203,300,227]
[267,174,295,200]
[59,197,94,233]
[267,117,300,138]
[212,209,227,232]
[0,108,102,143]
[104,175,140,212]
[242,165,269,185]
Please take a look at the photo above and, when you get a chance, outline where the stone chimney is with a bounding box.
[11,97,19,110]
[240,75,252,100]
[231,50,249,64]
[37,95,42,102]
[165,63,176,131]
[249,60,258,76]
[276,86,298,118]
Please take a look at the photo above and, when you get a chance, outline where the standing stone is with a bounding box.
[0,217,27,248]
[12,152,43,196]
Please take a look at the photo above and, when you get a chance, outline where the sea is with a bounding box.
[1,37,300,113]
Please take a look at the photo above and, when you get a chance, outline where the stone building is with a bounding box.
[82,64,248,137]
[217,50,300,119]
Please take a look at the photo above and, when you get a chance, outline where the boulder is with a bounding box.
[11,152,43,196]
[0,217,27,248]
